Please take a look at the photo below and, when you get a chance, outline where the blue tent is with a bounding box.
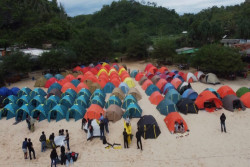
[123,103,142,118]
[44,73,53,80]
[0,87,12,96]
[47,104,67,122]
[62,89,77,100]
[54,74,64,80]
[173,74,184,82]
[92,89,105,99]
[156,99,177,116]
[30,95,46,107]
[103,82,115,94]
[119,82,129,94]
[48,83,62,93]
[80,65,85,68]
[10,87,20,96]
[16,95,31,107]
[105,95,122,108]
[163,83,175,95]
[90,96,105,108]
[182,89,198,100]
[165,89,181,104]
[60,95,74,108]
[30,88,47,98]
[15,104,34,121]
[74,96,89,108]
[113,64,119,71]
[3,95,18,105]
[18,87,32,97]
[66,104,86,121]
[122,95,137,109]
[71,79,80,87]
[77,88,91,99]
[2,103,19,120]
[31,104,49,122]
[171,70,179,74]
[145,85,160,96]
[45,95,60,109]
[130,70,138,78]
[205,88,221,99]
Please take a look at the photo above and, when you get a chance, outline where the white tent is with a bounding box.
[84,119,101,140]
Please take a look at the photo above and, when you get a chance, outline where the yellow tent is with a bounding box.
[102,62,108,66]
[124,77,135,88]
[97,69,108,76]
[108,69,117,76]
[118,68,126,76]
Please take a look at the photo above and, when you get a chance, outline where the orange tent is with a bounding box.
[90,68,98,75]
[158,67,168,74]
[84,104,105,120]
[217,86,236,99]
[76,75,85,82]
[61,82,77,93]
[148,66,157,75]
[121,73,130,82]
[149,91,164,105]
[240,92,250,108]
[110,78,121,87]
[73,66,82,72]
[135,72,144,81]
[65,74,75,82]
[83,75,98,83]
[97,79,107,89]
[144,64,153,72]
[142,79,153,90]
[156,79,167,91]
[195,90,222,112]
[171,78,182,89]
[164,112,188,133]
[76,83,89,93]
[98,75,109,83]
[80,67,90,74]
[110,72,119,79]
[58,78,68,86]
[45,77,58,88]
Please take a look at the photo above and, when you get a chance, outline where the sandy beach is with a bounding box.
[1,60,250,167]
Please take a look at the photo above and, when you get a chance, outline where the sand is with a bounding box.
[0,60,250,167]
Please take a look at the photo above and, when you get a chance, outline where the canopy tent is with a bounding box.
[60,95,74,108]
[18,87,32,97]
[195,90,222,112]
[236,87,250,97]
[31,104,49,122]
[137,115,161,139]
[104,104,124,122]
[84,119,101,140]
[16,95,31,107]
[1,103,18,120]
[240,92,250,108]
[217,85,236,99]
[62,88,77,99]
[128,88,142,101]
[47,104,67,122]
[29,95,45,107]
[103,82,115,94]
[123,103,142,118]
[105,95,122,109]
[165,89,181,104]
[149,91,164,105]
[164,112,188,133]
[181,89,198,101]
[201,73,220,85]
[66,104,86,121]
[222,95,246,112]
[162,83,175,95]
[141,79,153,90]
[15,104,34,121]
[48,83,62,93]
[84,104,105,120]
[47,88,62,98]
[145,84,161,96]
[111,88,125,100]
[45,95,61,109]
[177,98,199,114]
[34,77,47,87]
[156,99,177,116]
[139,76,148,85]
[122,95,137,109]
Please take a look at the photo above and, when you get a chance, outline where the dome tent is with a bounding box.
[31,104,49,122]
[164,112,188,133]
[66,104,86,121]
[177,98,199,115]
[122,95,137,109]
[222,95,246,112]
[104,104,124,122]
[156,99,177,116]
[47,104,67,122]
[105,95,122,109]
[123,103,142,118]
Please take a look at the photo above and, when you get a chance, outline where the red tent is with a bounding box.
[76,83,89,93]
[90,68,98,75]
[61,82,77,93]
[144,64,154,72]
[240,92,250,108]
[149,91,164,105]
[156,79,167,91]
[84,104,105,120]
[171,78,182,89]
[65,74,75,82]
[148,66,157,75]
[73,66,82,72]
[58,78,68,86]
[45,77,58,88]
[135,72,144,81]
[164,112,188,133]
[142,79,153,90]
[217,86,236,98]
[158,67,168,74]
[110,78,121,87]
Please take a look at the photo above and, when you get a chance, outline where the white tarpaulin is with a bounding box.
[54,136,65,146]
[84,119,101,140]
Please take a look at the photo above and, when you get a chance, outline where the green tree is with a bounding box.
[153,38,176,62]
[191,44,245,74]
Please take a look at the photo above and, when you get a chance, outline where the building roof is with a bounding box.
[221,39,240,44]
[233,43,250,51]
[20,48,49,59]
[176,47,198,54]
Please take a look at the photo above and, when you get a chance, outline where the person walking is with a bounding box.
[136,128,142,150]
[27,138,36,160]
[22,138,28,159]
[99,120,105,140]
[220,113,226,133]
[39,131,46,152]
[123,128,128,149]
[50,148,58,167]
[65,130,70,151]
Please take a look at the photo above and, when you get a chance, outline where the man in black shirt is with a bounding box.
[27,138,36,160]
[39,131,46,152]
[123,128,128,149]
[220,113,226,133]
[49,133,55,148]
[65,130,70,151]
[136,128,142,150]
[99,120,105,140]
[50,148,58,167]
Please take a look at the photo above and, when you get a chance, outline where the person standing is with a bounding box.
[65,130,70,151]
[26,115,31,130]
[220,113,226,133]
[39,131,46,152]
[136,128,142,150]
[123,128,128,149]
[103,117,109,133]
[49,133,55,148]
[22,138,28,159]
[27,138,36,160]
[60,145,66,165]
[82,117,87,130]
[99,120,105,140]
[50,148,58,167]
[99,113,104,122]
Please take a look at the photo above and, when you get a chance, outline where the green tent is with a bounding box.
[236,87,250,97]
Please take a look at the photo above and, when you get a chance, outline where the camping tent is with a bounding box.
[194,71,205,80]
[141,79,153,90]
[34,77,47,87]
[139,76,148,85]
[236,87,250,97]
[60,95,74,108]
[162,83,175,95]
[84,104,105,120]
[171,78,183,90]
[104,104,123,122]
[1,103,18,120]
[119,82,129,94]
[177,98,199,114]
[128,88,142,101]
[71,79,80,87]
[165,89,181,104]
[123,103,142,118]
[30,88,47,98]
[156,99,177,116]
[10,87,20,96]
[145,84,160,96]
[173,74,184,82]
[47,88,62,98]
[66,104,86,121]
[130,70,138,78]
[122,95,137,109]
[45,95,60,109]
[156,79,167,92]
[195,90,222,112]
[18,87,32,97]
[182,89,198,100]
[177,82,191,95]
[62,88,77,99]
[16,95,31,107]
[123,77,135,88]
[103,82,115,94]
[54,74,64,80]
[135,72,145,81]
[61,82,77,93]
[164,112,188,133]
[76,83,89,93]
[240,92,250,108]
[183,72,198,83]
[112,88,125,100]
[105,95,122,109]
[77,88,91,99]
[222,95,246,112]
[92,89,106,100]
[45,77,58,88]
[149,91,164,105]
[217,85,236,99]
[31,104,49,122]
[84,119,101,140]
[44,73,53,80]
[205,88,221,99]
[89,83,101,94]
[15,104,34,121]
[151,75,161,85]
[137,115,161,139]
[3,95,18,105]
[201,73,220,85]
[90,96,105,108]
[158,67,168,73]
[47,104,67,122]
[48,83,62,93]
[29,95,45,107]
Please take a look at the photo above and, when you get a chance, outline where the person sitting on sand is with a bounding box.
[89,124,93,139]
[179,120,185,133]
[174,121,179,133]
[82,117,87,130]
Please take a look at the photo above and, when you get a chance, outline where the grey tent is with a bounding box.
[139,76,148,85]
[151,75,161,85]
[111,88,125,100]
[201,73,220,85]
[128,88,142,101]
[47,88,62,98]
[104,104,124,122]
[222,95,246,112]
